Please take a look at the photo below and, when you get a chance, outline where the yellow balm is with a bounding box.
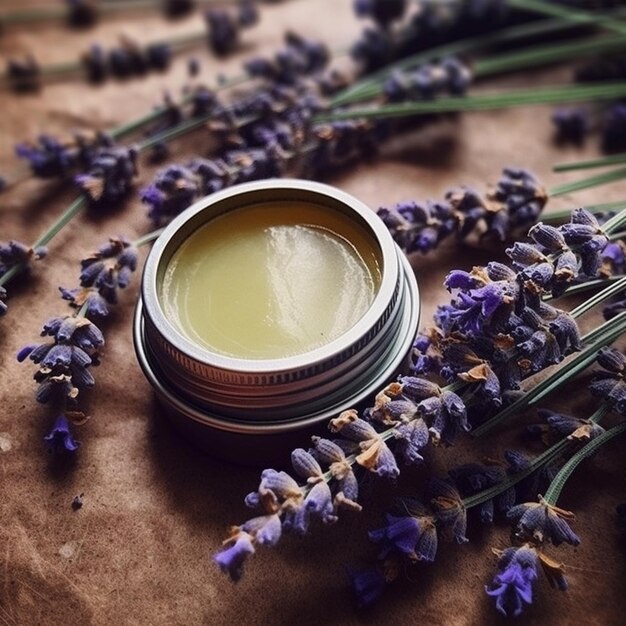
[161,201,382,360]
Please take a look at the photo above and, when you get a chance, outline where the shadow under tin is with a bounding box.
[134,179,420,464]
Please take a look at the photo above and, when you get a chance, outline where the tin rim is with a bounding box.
[141,179,400,377]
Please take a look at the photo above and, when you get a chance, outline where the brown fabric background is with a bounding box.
[1,2,626,624]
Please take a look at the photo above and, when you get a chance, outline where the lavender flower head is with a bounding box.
[378,167,547,255]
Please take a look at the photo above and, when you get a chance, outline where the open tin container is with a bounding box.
[134,179,419,465]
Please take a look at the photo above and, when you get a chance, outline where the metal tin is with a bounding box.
[134,179,420,464]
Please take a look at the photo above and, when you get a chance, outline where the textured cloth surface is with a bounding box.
[1,2,625,625]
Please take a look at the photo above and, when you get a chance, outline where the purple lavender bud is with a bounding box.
[238,0,258,27]
[394,418,430,464]
[486,261,516,282]
[330,412,378,441]
[44,414,79,454]
[602,103,626,153]
[551,107,588,144]
[485,546,538,618]
[571,207,600,228]
[66,0,99,28]
[291,448,324,481]
[15,135,76,179]
[506,242,547,267]
[259,469,301,500]
[528,222,566,251]
[164,0,194,18]
[429,479,467,543]
[7,56,40,91]
[398,376,441,400]
[304,482,337,524]
[597,347,626,373]
[206,10,239,56]
[241,514,282,546]
[356,0,407,27]
[348,567,387,608]
[82,44,108,83]
[350,27,393,72]
[369,514,421,559]
[146,43,172,71]
[213,531,255,582]
[310,436,346,465]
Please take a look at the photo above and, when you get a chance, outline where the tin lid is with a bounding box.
[141,179,403,401]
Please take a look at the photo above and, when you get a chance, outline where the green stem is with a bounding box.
[509,0,626,36]
[462,438,571,509]
[569,274,626,319]
[547,275,622,301]
[543,420,626,505]
[330,16,601,106]
[471,311,626,437]
[549,166,626,197]
[0,196,86,288]
[465,403,611,508]
[542,200,626,223]
[553,153,626,173]
[473,35,626,78]
[32,197,86,248]
[320,83,626,122]
[133,228,165,248]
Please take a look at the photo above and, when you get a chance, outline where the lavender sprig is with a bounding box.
[214,203,626,582]
[18,229,163,447]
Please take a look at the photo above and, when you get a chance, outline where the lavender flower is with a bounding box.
[18,315,103,403]
[537,408,605,441]
[589,347,626,414]
[429,479,467,543]
[44,414,80,454]
[214,530,256,582]
[369,510,438,562]
[165,0,194,18]
[507,497,580,546]
[486,546,538,617]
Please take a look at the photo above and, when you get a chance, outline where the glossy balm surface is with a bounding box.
[161,201,381,360]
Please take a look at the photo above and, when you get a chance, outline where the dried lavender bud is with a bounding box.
[71,493,84,510]
[354,0,407,27]
[349,567,388,608]
[551,107,588,145]
[206,10,239,56]
[108,43,148,78]
[238,0,259,27]
[350,27,393,72]
[82,44,108,83]
[66,0,98,27]
[75,145,138,208]
[7,56,40,91]
[590,347,626,414]
[602,103,626,153]
[165,0,194,18]
[146,42,172,71]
